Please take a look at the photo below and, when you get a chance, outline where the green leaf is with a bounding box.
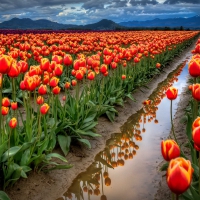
[0,141,7,158]
[38,139,49,155]
[58,135,71,156]
[82,113,96,123]
[77,138,91,148]
[20,170,27,178]
[1,146,21,162]
[160,162,169,171]
[46,153,68,163]
[95,155,113,169]
[0,191,10,200]
[190,185,200,199]
[2,88,12,94]
[76,130,101,137]
[46,164,73,171]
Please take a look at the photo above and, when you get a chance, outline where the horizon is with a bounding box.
[0,0,200,25]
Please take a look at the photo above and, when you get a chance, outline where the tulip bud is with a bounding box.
[161,140,180,161]
[38,84,47,95]
[36,96,44,105]
[2,97,10,107]
[0,55,13,74]
[52,86,61,95]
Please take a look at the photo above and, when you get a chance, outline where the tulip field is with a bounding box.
[0,30,200,199]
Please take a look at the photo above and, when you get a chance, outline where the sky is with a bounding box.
[0,0,200,25]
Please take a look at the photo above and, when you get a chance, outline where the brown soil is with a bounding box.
[6,38,199,200]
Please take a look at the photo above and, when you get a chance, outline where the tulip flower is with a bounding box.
[49,77,59,87]
[40,103,50,115]
[192,116,200,130]
[192,126,200,151]
[64,82,71,89]
[8,60,20,77]
[161,140,180,161]
[87,71,95,80]
[122,75,126,80]
[24,76,37,91]
[2,97,10,107]
[75,70,84,80]
[11,102,18,110]
[191,84,200,101]
[40,58,50,71]
[38,84,47,95]
[167,157,193,195]
[54,64,63,76]
[71,80,77,86]
[36,96,44,105]
[100,64,107,74]
[0,55,13,74]
[9,117,17,128]
[166,87,178,100]
[1,106,9,116]
[156,63,161,68]
[104,177,111,186]
[63,54,73,66]
[188,58,200,77]
[52,86,61,95]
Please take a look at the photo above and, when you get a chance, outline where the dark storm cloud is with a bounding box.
[81,0,105,9]
[0,0,83,11]
[164,0,200,4]
[130,0,158,6]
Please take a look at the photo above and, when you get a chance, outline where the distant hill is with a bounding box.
[0,18,122,30]
[119,15,200,28]
[0,18,77,29]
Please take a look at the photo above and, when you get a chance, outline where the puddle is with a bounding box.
[57,59,189,200]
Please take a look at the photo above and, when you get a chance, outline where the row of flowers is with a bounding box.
[161,38,200,200]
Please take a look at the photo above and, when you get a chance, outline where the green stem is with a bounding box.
[176,194,179,200]
[172,192,175,200]
[199,151,200,195]
[170,100,178,144]
[0,74,4,144]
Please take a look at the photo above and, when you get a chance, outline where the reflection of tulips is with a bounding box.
[105,177,111,186]
[101,194,107,200]
[161,140,180,161]
[167,157,193,195]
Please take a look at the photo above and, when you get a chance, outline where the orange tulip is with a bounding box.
[9,117,17,128]
[71,79,77,86]
[161,140,180,161]
[24,76,37,91]
[100,64,107,74]
[156,63,161,68]
[167,157,193,195]
[40,103,50,115]
[166,87,178,100]
[101,195,107,200]
[104,177,111,186]
[0,55,13,74]
[18,60,28,73]
[87,71,95,80]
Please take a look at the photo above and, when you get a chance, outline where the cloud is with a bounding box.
[0,0,199,24]
[164,0,200,4]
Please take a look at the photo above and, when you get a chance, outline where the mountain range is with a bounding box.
[0,16,199,30]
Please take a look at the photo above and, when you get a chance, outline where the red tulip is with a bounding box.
[38,84,47,95]
[75,70,84,80]
[64,82,71,89]
[0,55,13,74]
[87,71,95,80]
[8,60,20,77]
[161,140,180,161]
[2,97,10,107]
[49,77,59,87]
[54,64,63,76]
[1,106,9,116]
[167,157,193,195]
[192,126,200,151]
[11,102,18,110]
[191,84,200,101]
[36,96,44,105]
[40,103,50,115]
[188,58,200,77]
[71,79,77,86]
[166,87,178,100]
[63,54,73,66]
[192,116,200,130]
[40,58,50,71]
[122,74,126,80]
[9,117,17,128]
[52,86,61,95]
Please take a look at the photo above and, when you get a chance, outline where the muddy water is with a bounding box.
[58,60,189,200]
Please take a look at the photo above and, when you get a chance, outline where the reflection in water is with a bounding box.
[57,60,188,200]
